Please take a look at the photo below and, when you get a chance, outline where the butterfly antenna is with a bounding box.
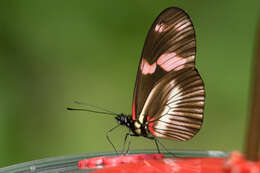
[74,101,117,115]
[67,107,118,116]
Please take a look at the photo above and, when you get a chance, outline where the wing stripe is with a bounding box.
[153,128,192,140]
[156,129,193,140]
[168,110,203,119]
[169,82,203,99]
[152,126,196,141]
[154,127,196,137]
[155,127,197,138]
[158,119,201,129]
[169,90,205,106]
[154,121,199,133]
[171,97,205,106]
[151,120,201,141]
[170,107,204,114]
[154,125,196,136]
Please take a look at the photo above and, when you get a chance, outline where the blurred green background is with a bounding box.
[0,0,259,167]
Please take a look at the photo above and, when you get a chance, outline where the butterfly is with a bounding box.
[69,7,205,153]
[114,7,205,150]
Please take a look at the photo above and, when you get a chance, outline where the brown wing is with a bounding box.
[132,7,205,140]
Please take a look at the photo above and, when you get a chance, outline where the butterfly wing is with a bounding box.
[132,7,205,141]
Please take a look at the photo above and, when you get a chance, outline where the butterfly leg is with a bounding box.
[106,124,121,155]
[154,138,176,157]
[154,138,160,153]
[122,132,138,154]
[144,136,161,153]
[122,132,131,154]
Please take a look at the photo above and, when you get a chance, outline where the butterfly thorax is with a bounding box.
[115,114,148,137]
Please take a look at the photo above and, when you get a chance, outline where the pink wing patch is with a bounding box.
[140,59,157,75]
[141,53,194,75]
[157,53,193,71]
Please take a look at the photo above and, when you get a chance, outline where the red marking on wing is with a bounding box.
[147,116,156,136]
[132,97,136,120]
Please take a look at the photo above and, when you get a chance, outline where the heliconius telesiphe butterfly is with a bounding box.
[68,7,205,153]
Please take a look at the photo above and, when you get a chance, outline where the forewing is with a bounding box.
[133,7,197,121]
[132,7,205,140]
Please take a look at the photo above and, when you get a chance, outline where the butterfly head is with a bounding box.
[115,114,132,127]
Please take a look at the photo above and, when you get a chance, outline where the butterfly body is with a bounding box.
[115,114,151,138]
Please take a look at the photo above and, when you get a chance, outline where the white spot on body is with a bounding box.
[135,129,141,135]
[134,121,141,128]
